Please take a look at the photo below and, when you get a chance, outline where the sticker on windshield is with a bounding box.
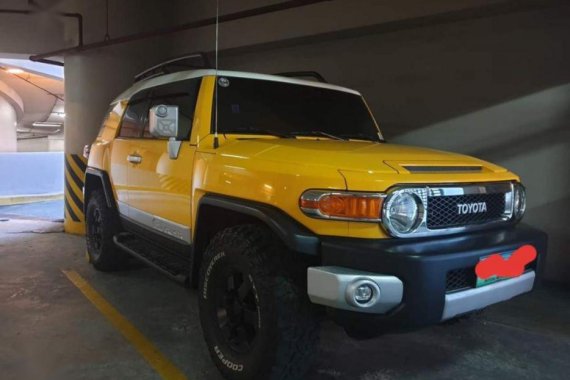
[218,77,230,88]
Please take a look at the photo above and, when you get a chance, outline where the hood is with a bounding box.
[217,138,507,174]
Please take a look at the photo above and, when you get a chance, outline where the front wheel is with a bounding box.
[85,190,128,271]
[199,225,320,380]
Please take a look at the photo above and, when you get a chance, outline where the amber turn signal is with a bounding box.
[300,191,384,221]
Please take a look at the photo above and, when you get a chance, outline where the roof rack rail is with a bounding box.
[274,71,327,83]
[134,52,212,83]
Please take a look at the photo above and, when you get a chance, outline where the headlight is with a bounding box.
[382,192,423,235]
[299,190,384,221]
[513,183,526,221]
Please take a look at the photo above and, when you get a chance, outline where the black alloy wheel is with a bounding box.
[215,271,260,353]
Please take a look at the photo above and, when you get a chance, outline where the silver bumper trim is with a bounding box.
[441,271,535,321]
[307,266,403,313]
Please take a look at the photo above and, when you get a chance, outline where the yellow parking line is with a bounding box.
[62,270,188,380]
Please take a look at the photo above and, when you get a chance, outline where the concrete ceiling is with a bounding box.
[0,69,63,127]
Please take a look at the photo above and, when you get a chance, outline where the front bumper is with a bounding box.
[309,224,547,334]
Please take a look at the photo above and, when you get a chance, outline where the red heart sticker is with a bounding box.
[475,244,537,280]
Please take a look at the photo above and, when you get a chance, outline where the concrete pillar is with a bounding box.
[62,55,88,234]
[63,52,128,234]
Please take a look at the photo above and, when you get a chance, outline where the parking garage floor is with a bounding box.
[1,218,569,380]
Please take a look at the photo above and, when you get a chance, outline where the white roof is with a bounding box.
[113,69,361,103]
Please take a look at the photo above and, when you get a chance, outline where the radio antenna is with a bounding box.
[213,0,220,149]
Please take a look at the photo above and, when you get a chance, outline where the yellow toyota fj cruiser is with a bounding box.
[84,54,546,380]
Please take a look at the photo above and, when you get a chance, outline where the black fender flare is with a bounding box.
[195,194,321,256]
[84,167,116,212]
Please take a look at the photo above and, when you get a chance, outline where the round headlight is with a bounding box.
[382,192,423,235]
[513,183,526,220]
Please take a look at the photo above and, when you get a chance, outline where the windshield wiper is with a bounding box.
[289,131,347,140]
[230,127,292,138]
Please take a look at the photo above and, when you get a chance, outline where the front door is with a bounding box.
[110,91,151,217]
[125,78,201,245]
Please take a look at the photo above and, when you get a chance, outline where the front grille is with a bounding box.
[383,182,513,238]
[427,193,506,229]
[446,268,476,292]
[446,265,535,293]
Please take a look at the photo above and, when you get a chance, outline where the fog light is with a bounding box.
[346,279,380,308]
[354,284,373,303]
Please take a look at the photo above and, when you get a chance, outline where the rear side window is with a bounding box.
[142,78,202,139]
[118,90,150,138]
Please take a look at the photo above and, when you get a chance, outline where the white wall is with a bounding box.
[0,78,23,152]
[0,96,17,152]
[17,132,64,152]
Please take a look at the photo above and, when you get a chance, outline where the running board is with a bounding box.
[113,232,189,284]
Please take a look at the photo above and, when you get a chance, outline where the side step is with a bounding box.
[113,232,189,284]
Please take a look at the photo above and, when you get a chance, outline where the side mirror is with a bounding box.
[149,104,179,138]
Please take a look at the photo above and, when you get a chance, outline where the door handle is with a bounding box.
[127,154,142,164]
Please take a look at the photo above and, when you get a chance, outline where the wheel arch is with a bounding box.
[190,194,320,287]
[84,167,116,213]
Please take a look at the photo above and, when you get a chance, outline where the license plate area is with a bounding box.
[475,250,514,288]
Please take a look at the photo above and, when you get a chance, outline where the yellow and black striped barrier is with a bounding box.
[64,153,87,235]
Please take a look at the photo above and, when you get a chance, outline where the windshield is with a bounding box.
[214,76,383,142]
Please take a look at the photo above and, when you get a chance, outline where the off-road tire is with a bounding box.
[199,224,320,380]
[85,190,128,271]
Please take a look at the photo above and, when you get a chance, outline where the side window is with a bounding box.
[119,90,150,138]
[142,78,202,139]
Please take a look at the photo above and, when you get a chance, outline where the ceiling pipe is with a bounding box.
[0,8,82,66]
[29,0,332,65]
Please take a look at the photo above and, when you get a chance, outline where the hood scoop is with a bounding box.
[384,159,505,174]
[402,165,482,173]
